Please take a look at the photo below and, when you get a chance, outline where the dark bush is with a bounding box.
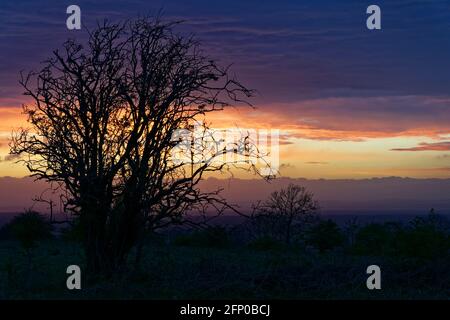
[352,222,400,256]
[306,219,345,253]
[351,212,450,260]
[395,213,450,260]
[3,210,53,250]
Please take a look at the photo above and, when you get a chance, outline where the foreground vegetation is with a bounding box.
[1,210,450,300]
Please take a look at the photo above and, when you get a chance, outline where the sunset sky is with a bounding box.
[1,0,449,179]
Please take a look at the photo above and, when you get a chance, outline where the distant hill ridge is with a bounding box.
[0,176,449,214]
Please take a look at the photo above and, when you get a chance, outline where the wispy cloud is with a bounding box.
[208,95,450,142]
[391,141,450,152]
[305,161,329,165]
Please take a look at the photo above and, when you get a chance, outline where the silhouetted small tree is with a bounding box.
[7,210,53,251]
[3,210,53,288]
[252,184,319,244]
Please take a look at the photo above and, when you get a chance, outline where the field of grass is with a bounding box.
[1,236,450,300]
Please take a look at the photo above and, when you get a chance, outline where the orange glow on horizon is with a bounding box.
[0,104,449,179]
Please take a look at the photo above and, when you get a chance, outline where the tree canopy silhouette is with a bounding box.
[253,184,319,244]
[11,16,258,275]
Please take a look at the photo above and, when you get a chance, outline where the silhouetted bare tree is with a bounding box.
[252,184,319,244]
[11,16,260,275]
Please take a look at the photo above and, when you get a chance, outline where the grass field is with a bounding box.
[1,235,450,300]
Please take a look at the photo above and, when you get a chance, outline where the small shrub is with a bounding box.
[395,213,450,260]
[351,212,450,260]
[352,222,399,256]
[306,219,345,253]
[5,210,53,250]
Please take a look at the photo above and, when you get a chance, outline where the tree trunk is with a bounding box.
[80,181,145,278]
[81,201,112,277]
